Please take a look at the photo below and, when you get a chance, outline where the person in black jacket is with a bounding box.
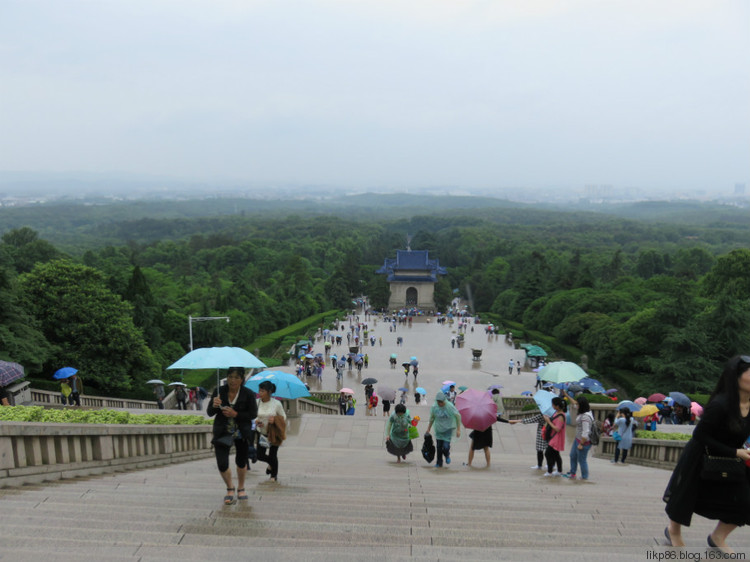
[207,366,257,504]
[663,355,750,552]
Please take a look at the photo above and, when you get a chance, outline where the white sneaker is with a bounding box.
[551,470,561,476]
[542,471,554,477]
[530,465,542,470]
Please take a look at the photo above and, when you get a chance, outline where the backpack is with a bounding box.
[543,413,562,442]
[588,413,601,446]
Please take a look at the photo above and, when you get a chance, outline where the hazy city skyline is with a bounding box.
[1,1,748,196]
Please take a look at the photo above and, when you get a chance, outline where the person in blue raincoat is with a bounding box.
[426,391,461,468]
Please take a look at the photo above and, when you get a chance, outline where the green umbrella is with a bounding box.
[537,361,588,384]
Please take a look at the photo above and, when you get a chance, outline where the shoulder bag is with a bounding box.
[701,447,745,483]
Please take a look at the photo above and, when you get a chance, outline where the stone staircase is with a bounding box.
[1,414,745,561]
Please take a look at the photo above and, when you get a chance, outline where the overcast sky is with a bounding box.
[1,0,748,193]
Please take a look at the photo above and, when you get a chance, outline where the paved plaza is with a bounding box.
[1,317,749,560]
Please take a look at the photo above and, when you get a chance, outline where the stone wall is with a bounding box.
[0,422,212,488]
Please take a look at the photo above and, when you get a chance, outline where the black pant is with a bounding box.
[537,450,544,467]
[214,438,249,473]
[70,392,81,406]
[614,447,628,463]
[544,446,562,473]
[256,433,279,478]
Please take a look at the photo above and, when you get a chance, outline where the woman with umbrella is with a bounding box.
[425,391,461,468]
[207,366,258,504]
[663,355,750,551]
[385,403,414,463]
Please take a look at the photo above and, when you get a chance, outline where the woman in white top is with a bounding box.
[255,380,287,482]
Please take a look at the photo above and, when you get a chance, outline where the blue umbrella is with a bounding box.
[487,384,504,391]
[53,367,78,380]
[416,387,427,395]
[533,389,557,416]
[398,387,409,392]
[520,390,533,396]
[617,400,642,412]
[245,370,311,399]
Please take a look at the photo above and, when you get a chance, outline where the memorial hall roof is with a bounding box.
[376,250,447,283]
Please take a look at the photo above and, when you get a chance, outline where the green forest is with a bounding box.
[2,194,750,398]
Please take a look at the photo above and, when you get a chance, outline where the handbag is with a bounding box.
[701,449,745,483]
[613,431,622,442]
[212,434,234,448]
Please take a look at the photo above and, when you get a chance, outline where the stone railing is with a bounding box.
[594,436,686,470]
[0,421,213,488]
[30,388,162,410]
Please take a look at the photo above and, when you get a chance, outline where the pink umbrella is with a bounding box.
[634,397,648,405]
[455,389,498,431]
[691,401,703,417]
[340,387,355,394]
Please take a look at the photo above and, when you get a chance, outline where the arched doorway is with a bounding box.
[405,287,418,307]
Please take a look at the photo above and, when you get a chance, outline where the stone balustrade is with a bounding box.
[595,436,686,470]
[0,422,212,488]
[30,388,162,410]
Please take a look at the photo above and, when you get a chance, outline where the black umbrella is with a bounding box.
[669,391,692,408]
[361,377,378,385]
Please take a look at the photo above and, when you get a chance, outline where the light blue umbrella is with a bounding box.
[537,361,588,384]
[245,370,311,399]
[617,400,642,412]
[167,346,267,389]
[520,391,532,396]
[533,389,557,416]
[415,387,427,395]
[53,367,78,380]
[167,347,266,370]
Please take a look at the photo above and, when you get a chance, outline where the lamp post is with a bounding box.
[188,315,230,351]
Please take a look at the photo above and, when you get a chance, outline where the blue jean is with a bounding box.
[436,439,451,466]
[569,441,591,479]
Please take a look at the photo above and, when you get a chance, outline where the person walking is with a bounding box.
[338,392,348,416]
[385,404,413,463]
[508,359,514,375]
[466,426,492,468]
[542,397,566,477]
[509,413,546,470]
[664,355,750,552]
[68,374,83,406]
[60,379,72,406]
[425,391,461,468]
[254,380,287,482]
[153,383,166,409]
[382,397,391,417]
[563,395,594,481]
[207,367,257,504]
[612,409,637,463]
[174,384,188,410]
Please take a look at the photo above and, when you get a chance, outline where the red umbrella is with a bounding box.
[455,389,497,431]
[648,392,666,402]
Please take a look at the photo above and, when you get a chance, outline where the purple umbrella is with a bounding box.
[0,360,24,387]
[455,389,498,431]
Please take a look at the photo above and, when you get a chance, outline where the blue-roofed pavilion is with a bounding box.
[376,249,447,311]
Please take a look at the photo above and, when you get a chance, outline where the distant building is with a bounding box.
[735,183,746,196]
[376,249,447,311]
